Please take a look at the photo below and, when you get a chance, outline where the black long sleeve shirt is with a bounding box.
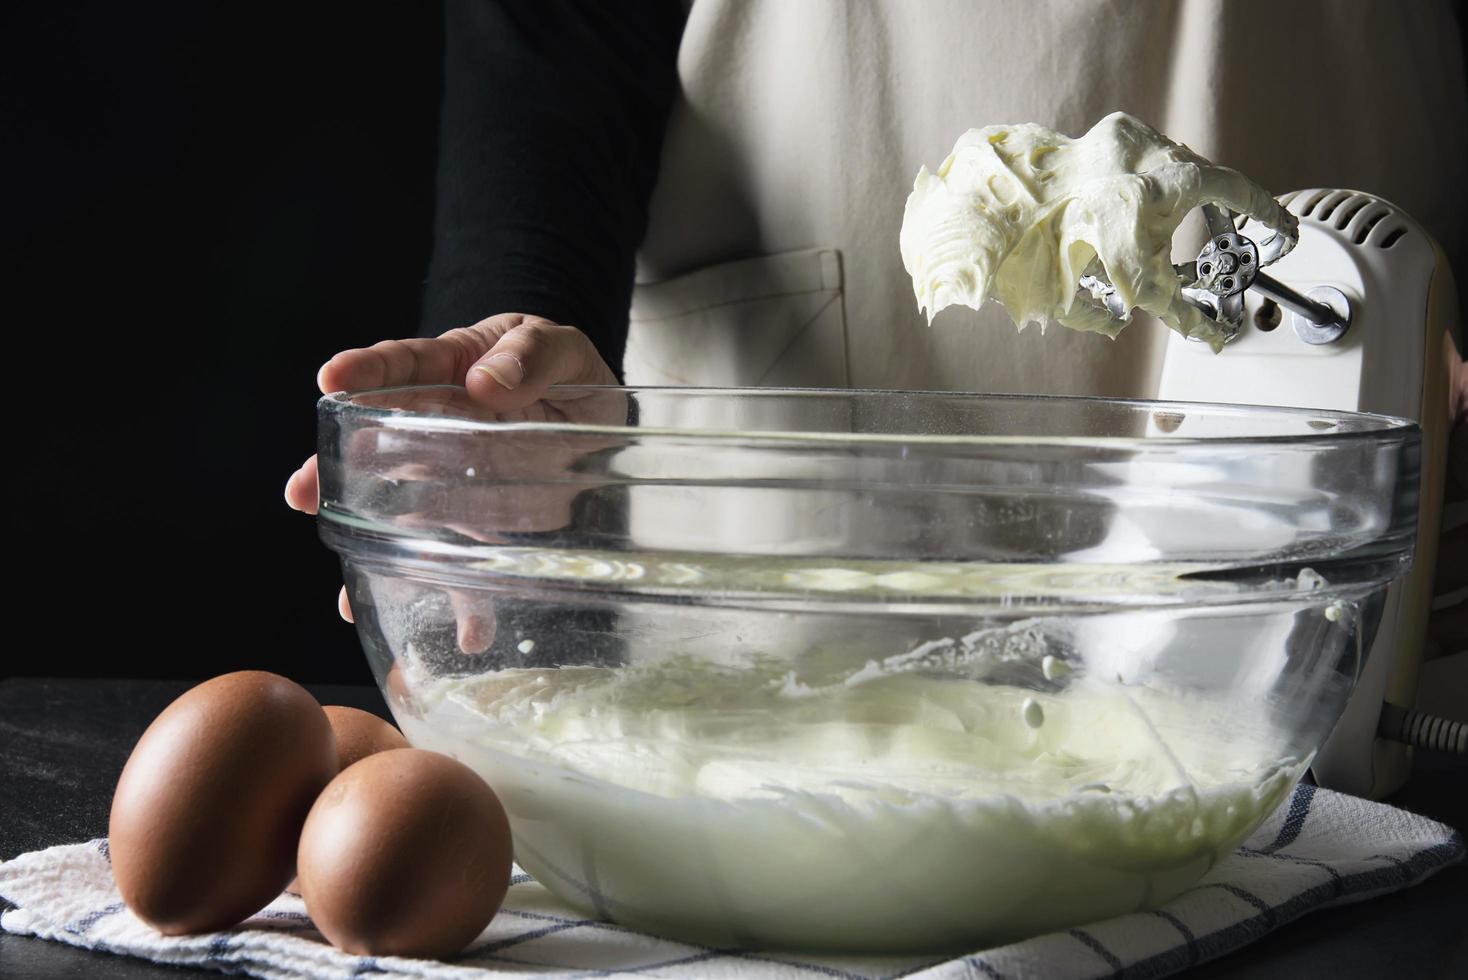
[419,0,686,380]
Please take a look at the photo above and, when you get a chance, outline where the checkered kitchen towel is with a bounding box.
[1,784,1461,980]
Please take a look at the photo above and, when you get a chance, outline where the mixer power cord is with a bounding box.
[1378,703,1468,755]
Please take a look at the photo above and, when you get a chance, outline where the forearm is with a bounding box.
[420,0,684,378]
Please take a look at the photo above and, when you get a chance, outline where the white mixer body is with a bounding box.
[1155,189,1456,799]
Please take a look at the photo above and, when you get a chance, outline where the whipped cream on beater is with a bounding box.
[899,111,1295,351]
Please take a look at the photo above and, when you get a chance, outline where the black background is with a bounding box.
[5,5,445,682]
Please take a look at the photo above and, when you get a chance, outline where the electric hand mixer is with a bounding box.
[1095,188,1463,798]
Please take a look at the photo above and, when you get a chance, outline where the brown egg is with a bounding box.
[322,705,409,766]
[109,671,337,934]
[297,748,512,958]
[284,707,409,894]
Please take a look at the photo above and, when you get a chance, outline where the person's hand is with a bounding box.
[284,314,619,651]
[1429,333,1468,657]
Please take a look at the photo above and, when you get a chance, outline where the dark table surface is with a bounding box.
[1,677,1464,979]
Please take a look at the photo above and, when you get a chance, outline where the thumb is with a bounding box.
[464,316,617,410]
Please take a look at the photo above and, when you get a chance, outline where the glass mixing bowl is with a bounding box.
[317,386,1419,954]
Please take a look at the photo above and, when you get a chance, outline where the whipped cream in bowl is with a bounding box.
[393,613,1316,951]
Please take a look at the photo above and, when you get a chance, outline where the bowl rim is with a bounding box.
[320,384,1419,451]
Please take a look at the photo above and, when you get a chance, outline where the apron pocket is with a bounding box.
[624,248,847,387]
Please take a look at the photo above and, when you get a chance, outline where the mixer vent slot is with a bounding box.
[1313,192,1353,222]
[1378,225,1408,249]
[1334,198,1368,230]
[1353,207,1389,244]
[1295,189,1332,216]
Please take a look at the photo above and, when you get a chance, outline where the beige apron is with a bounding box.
[623,0,1467,398]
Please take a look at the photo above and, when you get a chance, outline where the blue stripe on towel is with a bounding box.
[733,957,870,979]
[1204,883,1277,928]
[1067,928,1124,972]
[1146,908,1199,965]
[468,919,587,955]
[960,955,1011,979]
[1259,783,1315,853]
[614,949,726,975]
[63,901,125,936]
[205,934,234,962]
[886,958,957,979]
[498,908,592,926]
[1241,848,1346,898]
